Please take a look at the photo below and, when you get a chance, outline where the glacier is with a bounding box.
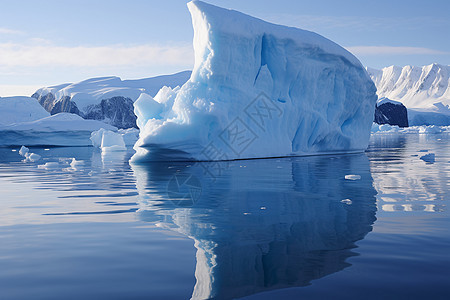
[132,1,377,162]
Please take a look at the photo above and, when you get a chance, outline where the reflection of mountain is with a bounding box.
[368,134,449,212]
[132,154,377,299]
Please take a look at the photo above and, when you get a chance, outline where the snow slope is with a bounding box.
[132,1,376,162]
[0,96,50,125]
[32,71,191,128]
[367,64,450,110]
[367,64,450,126]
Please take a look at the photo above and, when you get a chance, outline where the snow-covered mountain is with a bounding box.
[367,63,450,110]
[32,71,191,129]
[367,64,450,126]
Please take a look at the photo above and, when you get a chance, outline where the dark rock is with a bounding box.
[50,96,80,115]
[31,92,136,129]
[84,96,137,129]
[374,101,409,127]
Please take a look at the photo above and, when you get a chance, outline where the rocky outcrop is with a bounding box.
[374,98,409,127]
[84,96,137,129]
[32,93,137,129]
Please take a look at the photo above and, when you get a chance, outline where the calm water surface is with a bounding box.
[0,134,449,300]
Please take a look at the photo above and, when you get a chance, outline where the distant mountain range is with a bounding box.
[367,63,450,126]
[27,64,450,129]
[31,71,191,129]
[367,63,450,111]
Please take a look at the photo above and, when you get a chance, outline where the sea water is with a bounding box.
[0,134,449,299]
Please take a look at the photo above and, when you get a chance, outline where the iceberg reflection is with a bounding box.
[132,154,377,299]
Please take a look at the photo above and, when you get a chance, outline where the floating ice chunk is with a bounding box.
[90,128,106,148]
[341,199,352,205]
[419,125,442,134]
[26,153,41,162]
[134,93,164,129]
[420,153,435,163]
[118,128,140,146]
[38,162,60,169]
[19,146,29,156]
[371,123,449,134]
[345,174,361,180]
[131,1,377,162]
[70,158,85,168]
[91,129,126,152]
[101,130,126,152]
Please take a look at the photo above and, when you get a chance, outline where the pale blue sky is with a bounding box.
[1,0,449,96]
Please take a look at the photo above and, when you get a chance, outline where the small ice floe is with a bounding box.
[420,153,435,163]
[70,158,85,168]
[64,158,85,171]
[17,145,41,162]
[341,199,352,205]
[345,174,361,180]
[24,153,41,162]
[19,145,29,156]
[38,162,60,170]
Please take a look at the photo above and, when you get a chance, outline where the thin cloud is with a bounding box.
[0,43,194,67]
[0,27,24,35]
[346,46,450,55]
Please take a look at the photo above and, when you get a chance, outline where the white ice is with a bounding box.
[0,96,49,125]
[132,1,376,162]
[90,128,126,152]
[371,123,450,134]
[345,175,361,180]
[0,113,116,146]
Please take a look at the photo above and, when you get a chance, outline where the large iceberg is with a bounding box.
[132,1,377,162]
[0,96,50,125]
[0,113,116,146]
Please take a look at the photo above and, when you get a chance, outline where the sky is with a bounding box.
[1,0,449,96]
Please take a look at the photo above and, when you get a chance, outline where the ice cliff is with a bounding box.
[132,1,377,162]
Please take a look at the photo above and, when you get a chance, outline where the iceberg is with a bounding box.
[132,1,377,162]
[0,96,50,125]
[90,128,126,152]
[0,113,116,146]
